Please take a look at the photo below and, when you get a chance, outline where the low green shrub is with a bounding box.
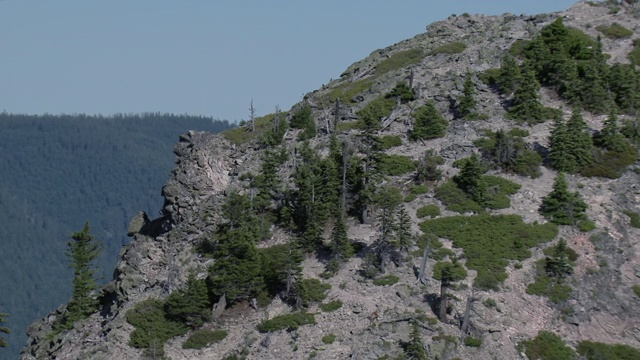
[434,180,485,214]
[577,340,640,360]
[379,154,417,176]
[257,312,316,333]
[623,210,640,228]
[126,298,188,352]
[526,259,573,303]
[319,300,343,312]
[465,336,482,347]
[335,120,363,132]
[183,329,228,349]
[596,23,633,39]
[379,135,403,149]
[581,145,637,179]
[323,79,373,104]
[578,220,597,232]
[632,285,640,298]
[519,331,576,360]
[427,42,467,56]
[373,274,400,286]
[375,48,425,76]
[416,205,441,219]
[297,279,331,307]
[321,334,337,344]
[630,39,640,66]
[409,184,429,195]
[420,214,558,290]
[403,193,417,203]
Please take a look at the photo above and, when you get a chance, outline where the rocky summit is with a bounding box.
[20,1,640,359]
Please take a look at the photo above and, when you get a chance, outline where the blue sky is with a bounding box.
[1,0,579,122]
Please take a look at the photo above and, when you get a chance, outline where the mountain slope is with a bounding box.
[19,2,640,359]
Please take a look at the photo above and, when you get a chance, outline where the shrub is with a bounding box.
[435,175,520,213]
[182,329,228,349]
[375,48,425,76]
[577,340,640,360]
[581,144,637,179]
[290,103,316,140]
[465,336,482,347]
[519,331,577,360]
[373,274,400,286]
[319,300,343,312]
[483,298,498,309]
[410,184,429,195]
[526,259,573,303]
[427,42,467,56]
[578,220,596,232]
[435,180,485,214]
[257,312,316,333]
[379,154,417,176]
[379,135,403,149]
[335,120,363,132]
[410,102,448,140]
[126,298,188,351]
[596,23,633,39]
[403,193,417,203]
[632,285,640,298]
[623,210,640,228]
[630,39,640,66]
[417,205,440,219]
[297,279,331,307]
[420,214,558,290]
[386,82,415,103]
[321,334,337,344]
[324,79,373,104]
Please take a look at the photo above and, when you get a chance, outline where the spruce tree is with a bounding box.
[433,260,467,322]
[416,149,444,183]
[545,239,573,279]
[64,222,102,327]
[498,54,521,95]
[0,313,9,348]
[507,67,546,124]
[330,211,354,261]
[565,108,594,170]
[598,107,625,152]
[395,207,413,251]
[410,102,448,140]
[455,154,488,205]
[165,274,210,328]
[458,73,478,119]
[539,173,588,225]
[549,114,576,173]
[405,320,428,359]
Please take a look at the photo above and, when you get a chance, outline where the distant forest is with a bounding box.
[0,112,232,357]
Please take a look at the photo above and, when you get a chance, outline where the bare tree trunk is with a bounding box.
[249,99,256,132]
[439,281,448,322]
[418,242,430,284]
[460,290,476,335]
[409,69,415,89]
[334,99,340,130]
[341,142,349,215]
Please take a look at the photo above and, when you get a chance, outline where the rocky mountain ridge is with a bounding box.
[21,1,640,359]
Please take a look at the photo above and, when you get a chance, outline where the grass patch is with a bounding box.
[379,154,417,176]
[319,300,343,312]
[222,112,287,146]
[257,312,316,333]
[321,334,337,344]
[373,274,400,286]
[596,23,633,39]
[427,42,467,56]
[324,79,374,104]
[577,340,640,360]
[416,204,440,219]
[465,336,482,347]
[409,184,429,195]
[379,135,403,149]
[375,48,425,76]
[623,210,640,228]
[578,220,596,232]
[420,214,558,290]
[183,329,228,349]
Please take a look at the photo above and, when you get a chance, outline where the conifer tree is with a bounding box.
[455,154,488,206]
[0,313,9,348]
[598,107,626,152]
[64,222,102,327]
[433,260,467,322]
[539,173,588,225]
[549,114,576,173]
[410,101,448,140]
[507,67,546,124]
[395,207,413,251]
[375,186,403,243]
[565,108,594,170]
[545,239,573,279]
[165,274,210,328]
[405,320,428,359]
[290,102,316,140]
[458,73,477,119]
[498,54,521,95]
[330,210,354,261]
[416,149,444,183]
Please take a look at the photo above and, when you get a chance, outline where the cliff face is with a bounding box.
[21,2,640,359]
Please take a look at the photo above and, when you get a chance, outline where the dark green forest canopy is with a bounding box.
[0,112,232,357]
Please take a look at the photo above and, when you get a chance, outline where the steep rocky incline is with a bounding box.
[21,2,640,359]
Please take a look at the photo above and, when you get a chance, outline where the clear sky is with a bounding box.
[1,0,579,123]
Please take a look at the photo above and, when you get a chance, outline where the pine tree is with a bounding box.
[165,274,210,328]
[0,313,9,348]
[405,320,428,359]
[507,66,546,124]
[539,173,588,225]
[455,154,488,205]
[330,211,354,261]
[458,73,477,119]
[415,149,444,183]
[291,102,316,140]
[395,207,413,251]
[64,222,102,327]
[565,108,594,170]
[410,102,448,140]
[375,186,403,243]
[498,54,521,95]
[433,260,467,322]
[598,107,625,152]
[549,114,577,173]
[545,239,573,279]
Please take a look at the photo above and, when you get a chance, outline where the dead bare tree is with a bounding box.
[460,289,477,336]
[249,99,256,132]
[417,240,431,285]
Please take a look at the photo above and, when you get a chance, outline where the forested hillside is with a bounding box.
[0,113,232,358]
